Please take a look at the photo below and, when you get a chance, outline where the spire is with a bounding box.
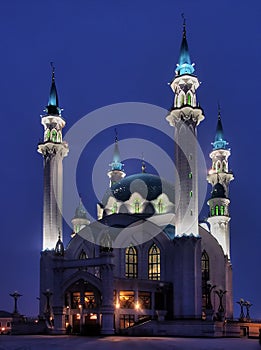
[141,153,146,173]
[176,15,195,76]
[54,230,64,256]
[74,197,87,219]
[212,106,228,150]
[46,63,61,116]
[109,129,124,171]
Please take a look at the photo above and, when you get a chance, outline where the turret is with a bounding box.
[71,198,90,236]
[207,109,234,258]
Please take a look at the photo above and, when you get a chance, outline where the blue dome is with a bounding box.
[103,173,174,204]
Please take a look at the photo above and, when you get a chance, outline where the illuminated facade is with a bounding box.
[39,23,233,336]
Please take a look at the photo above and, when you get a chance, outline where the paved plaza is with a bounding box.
[0,336,260,350]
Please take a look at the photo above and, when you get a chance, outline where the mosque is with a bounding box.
[37,22,235,336]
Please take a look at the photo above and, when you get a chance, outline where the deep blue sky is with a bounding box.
[0,0,261,318]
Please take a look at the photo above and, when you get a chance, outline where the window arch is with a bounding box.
[215,205,219,216]
[125,246,138,278]
[57,131,62,143]
[222,160,227,172]
[201,250,210,310]
[79,249,88,260]
[148,243,160,280]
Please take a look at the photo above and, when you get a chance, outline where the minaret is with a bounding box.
[71,197,90,236]
[207,109,234,258]
[166,19,204,237]
[107,132,125,187]
[38,65,69,250]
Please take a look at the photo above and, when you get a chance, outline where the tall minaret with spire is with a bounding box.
[38,65,69,250]
[166,18,204,237]
[107,131,126,187]
[207,109,234,258]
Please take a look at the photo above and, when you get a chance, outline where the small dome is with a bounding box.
[102,173,174,204]
[211,183,226,198]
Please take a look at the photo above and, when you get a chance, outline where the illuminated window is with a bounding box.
[51,129,57,142]
[71,292,80,309]
[188,172,192,179]
[119,291,135,309]
[215,205,219,216]
[211,207,215,216]
[84,291,96,309]
[119,314,135,329]
[190,190,193,197]
[201,250,210,310]
[187,93,192,105]
[45,129,50,141]
[79,249,87,260]
[125,246,138,278]
[57,131,62,143]
[134,199,140,214]
[158,199,164,214]
[138,291,151,309]
[148,244,160,280]
[111,202,117,214]
[220,205,225,215]
[180,94,185,106]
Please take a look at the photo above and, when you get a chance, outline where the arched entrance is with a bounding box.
[64,279,101,335]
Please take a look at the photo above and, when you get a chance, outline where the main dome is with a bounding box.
[102,173,175,204]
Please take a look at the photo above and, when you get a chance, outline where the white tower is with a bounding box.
[166,20,204,237]
[107,133,126,187]
[38,66,69,250]
[207,111,234,258]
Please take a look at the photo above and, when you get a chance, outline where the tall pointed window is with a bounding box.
[134,199,140,214]
[125,246,138,278]
[201,250,210,310]
[148,244,160,280]
[79,249,87,260]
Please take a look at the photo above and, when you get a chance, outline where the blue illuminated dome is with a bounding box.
[103,173,174,204]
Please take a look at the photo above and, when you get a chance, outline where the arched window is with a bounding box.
[201,250,210,310]
[57,131,62,143]
[148,244,160,280]
[125,246,138,278]
[215,205,219,216]
[111,202,117,214]
[158,199,164,214]
[222,160,227,172]
[187,93,192,105]
[51,129,57,142]
[134,199,140,214]
[211,207,215,216]
[220,205,225,216]
[79,249,87,260]
[216,161,221,172]
[45,129,50,141]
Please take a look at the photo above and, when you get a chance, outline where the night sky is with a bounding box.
[0,0,261,318]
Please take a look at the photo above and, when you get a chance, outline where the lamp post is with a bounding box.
[236,298,245,321]
[214,289,227,321]
[9,291,22,315]
[244,301,252,322]
[206,281,216,310]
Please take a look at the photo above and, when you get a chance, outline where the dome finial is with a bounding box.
[109,130,124,171]
[55,228,64,256]
[141,153,146,173]
[182,13,186,38]
[51,61,55,82]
